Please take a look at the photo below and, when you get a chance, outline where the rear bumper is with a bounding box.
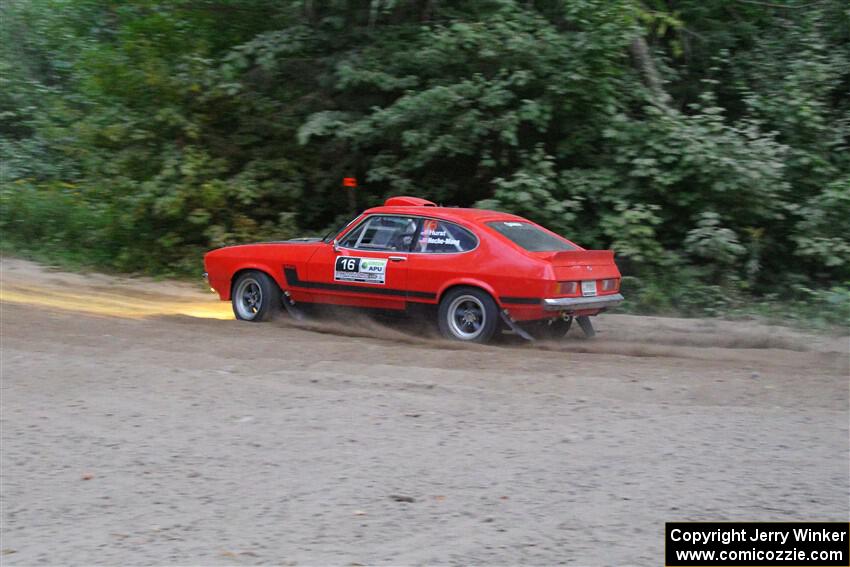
[542,293,624,312]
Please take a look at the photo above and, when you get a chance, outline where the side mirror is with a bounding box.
[332,239,340,253]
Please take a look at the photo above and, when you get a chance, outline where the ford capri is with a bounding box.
[203,196,623,343]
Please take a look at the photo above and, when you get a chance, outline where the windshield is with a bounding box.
[486,221,576,252]
[323,215,360,243]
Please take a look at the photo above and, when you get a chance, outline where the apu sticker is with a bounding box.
[334,257,387,284]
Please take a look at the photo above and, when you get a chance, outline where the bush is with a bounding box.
[0,181,114,268]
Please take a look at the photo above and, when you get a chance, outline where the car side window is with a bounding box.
[339,215,420,251]
[415,219,477,253]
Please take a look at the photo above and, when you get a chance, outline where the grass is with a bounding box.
[618,276,850,334]
[2,183,847,334]
[2,239,847,336]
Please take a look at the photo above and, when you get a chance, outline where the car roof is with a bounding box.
[362,205,525,225]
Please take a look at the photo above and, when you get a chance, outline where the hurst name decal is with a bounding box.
[334,257,388,285]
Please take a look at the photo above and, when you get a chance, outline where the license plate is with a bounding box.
[581,280,597,297]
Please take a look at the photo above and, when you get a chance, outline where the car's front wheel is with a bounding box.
[438,287,499,343]
[232,270,281,322]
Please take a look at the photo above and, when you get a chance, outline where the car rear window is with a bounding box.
[486,221,576,252]
[415,219,477,253]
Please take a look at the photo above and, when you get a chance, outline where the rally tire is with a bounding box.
[438,287,499,344]
[232,271,282,322]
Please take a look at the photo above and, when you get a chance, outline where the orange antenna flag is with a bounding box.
[342,177,357,188]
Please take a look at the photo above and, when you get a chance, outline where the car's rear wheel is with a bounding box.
[232,271,281,322]
[438,287,499,343]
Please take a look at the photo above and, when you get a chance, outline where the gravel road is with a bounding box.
[1,259,847,565]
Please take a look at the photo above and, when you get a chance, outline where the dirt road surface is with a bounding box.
[1,258,847,565]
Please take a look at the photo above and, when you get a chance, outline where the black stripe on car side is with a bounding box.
[283,267,436,300]
[499,296,542,305]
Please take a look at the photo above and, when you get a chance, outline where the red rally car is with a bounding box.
[204,196,623,343]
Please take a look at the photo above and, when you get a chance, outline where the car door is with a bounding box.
[404,218,481,301]
[304,215,419,310]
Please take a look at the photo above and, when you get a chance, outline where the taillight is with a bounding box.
[601,278,619,291]
[558,281,578,295]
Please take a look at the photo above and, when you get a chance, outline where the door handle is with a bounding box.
[388,256,407,262]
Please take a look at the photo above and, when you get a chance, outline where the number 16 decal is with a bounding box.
[334,256,388,285]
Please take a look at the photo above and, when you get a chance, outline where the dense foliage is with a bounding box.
[1,0,848,320]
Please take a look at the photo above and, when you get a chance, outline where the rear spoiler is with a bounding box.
[548,249,615,266]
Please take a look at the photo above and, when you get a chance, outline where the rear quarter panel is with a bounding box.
[406,224,552,306]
